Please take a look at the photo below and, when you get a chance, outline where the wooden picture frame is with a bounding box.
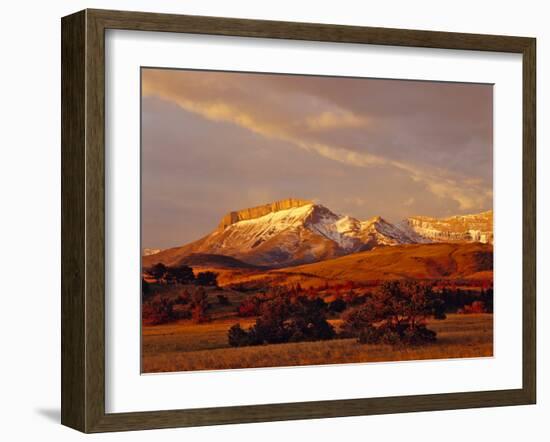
[61,8,536,433]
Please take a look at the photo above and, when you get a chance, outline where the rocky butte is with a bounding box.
[217,198,313,230]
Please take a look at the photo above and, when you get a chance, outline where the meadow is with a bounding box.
[142,313,493,373]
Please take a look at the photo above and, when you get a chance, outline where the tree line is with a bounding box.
[145,263,218,287]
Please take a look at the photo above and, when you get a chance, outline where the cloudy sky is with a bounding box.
[141,68,493,249]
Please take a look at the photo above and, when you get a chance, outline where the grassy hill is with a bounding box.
[175,253,264,269]
[208,242,493,288]
[278,242,492,281]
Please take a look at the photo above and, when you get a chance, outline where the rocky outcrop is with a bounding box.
[218,198,313,230]
[399,211,493,244]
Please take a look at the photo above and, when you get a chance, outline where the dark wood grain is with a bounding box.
[90,8,533,52]
[85,9,108,432]
[61,8,537,433]
[522,38,537,403]
[61,10,86,431]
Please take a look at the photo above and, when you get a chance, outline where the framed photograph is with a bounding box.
[61,9,536,433]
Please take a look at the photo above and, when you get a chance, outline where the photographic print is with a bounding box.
[141,68,494,374]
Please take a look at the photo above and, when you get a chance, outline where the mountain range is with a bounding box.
[143,198,493,269]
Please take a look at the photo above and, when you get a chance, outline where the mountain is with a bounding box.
[143,198,417,268]
[399,211,493,244]
[142,198,493,269]
[355,216,416,247]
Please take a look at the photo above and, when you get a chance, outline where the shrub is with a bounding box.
[481,288,494,313]
[357,325,382,344]
[438,286,493,313]
[217,294,231,306]
[167,265,195,285]
[196,271,218,286]
[149,263,168,283]
[142,278,150,294]
[328,298,347,313]
[141,286,215,325]
[146,264,198,285]
[191,304,211,323]
[377,325,402,346]
[190,288,211,323]
[142,295,183,325]
[141,278,155,302]
[340,280,444,346]
[283,296,335,342]
[237,297,261,317]
[461,300,487,314]
[227,324,248,347]
[342,291,369,307]
[228,293,335,347]
[174,290,191,305]
[340,304,376,338]
[401,324,436,345]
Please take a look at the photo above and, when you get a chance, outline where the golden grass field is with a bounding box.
[183,242,493,289]
[142,313,493,373]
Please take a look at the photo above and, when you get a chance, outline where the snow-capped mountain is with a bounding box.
[142,248,161,256]
[142,199,493,269]
[399,211,493,244]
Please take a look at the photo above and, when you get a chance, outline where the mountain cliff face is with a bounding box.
[218,198,312,230]
[142,199,493,269]
[399,211,493,244]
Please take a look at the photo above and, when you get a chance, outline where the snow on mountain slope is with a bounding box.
[216,203,316,250]
[399,210,493,244]
[357,216,416,247]
[197,203,361,266]
[142,248,161,256]
[212,203,418,264]
[142,201,336,268]
[303,205,359,250]
[142,199,494,269]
